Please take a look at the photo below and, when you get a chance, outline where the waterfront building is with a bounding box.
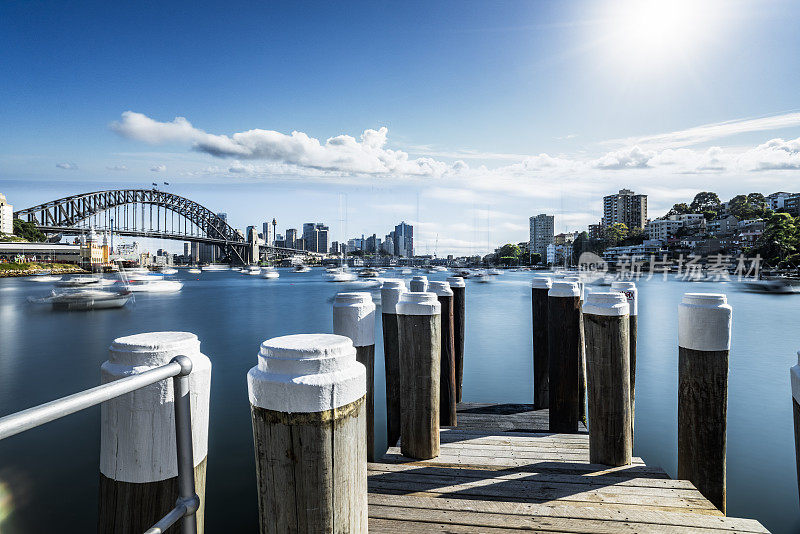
[708,215,739,237]
[0,242,80,263]
[603,189,648,230]
[545,243,556,265]
[588,222,603,240]
[784,194,800,216]
[0,193,13,235]
[285,228,297,249]
[394,222,413,257]
[602,239,664,265]
[767,191,794,211]
[647,214,705,243]
[79,227,109,269]
[529,214,554,260]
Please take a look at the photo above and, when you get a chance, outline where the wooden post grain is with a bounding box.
[430,281,457,427]
[612,281,638,442]
[397,291,441,459]
[531,276,552,409]
[791,352,800,509]
[548,281,582,433]
[677,293,731,514]
[99,332,211,534]
[248,334,368,533]
[381,279,407,448]
[584,292,632,466]
[333,291,376,461]
[564,275,587,425]
[410,275,428,292]
[447,276,466,402]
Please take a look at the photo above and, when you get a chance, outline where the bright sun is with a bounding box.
[603,0,720,70]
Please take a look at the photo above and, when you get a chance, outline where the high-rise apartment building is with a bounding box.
[529,214,554,259]
[602,189,648,230]
[393,222,413,257]
[302,222,329,253]
[0,193,14,235]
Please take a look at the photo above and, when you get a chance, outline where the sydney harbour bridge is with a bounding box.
[13,189,318,264]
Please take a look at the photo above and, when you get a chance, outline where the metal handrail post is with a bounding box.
[173,356,199,534]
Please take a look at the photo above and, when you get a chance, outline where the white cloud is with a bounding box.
[737,137,800,170]
[56,162,77,170]
[106,164,128,171]
[593,146,654,169]
[150,164,166,172]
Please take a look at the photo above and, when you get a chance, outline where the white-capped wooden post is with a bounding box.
[99,332,211,534]
[381,279,406,448]
[333,291,376,461]
[430,281,457,427]
[447,276,466,402]
[397,292,441,459]
[410,275,428,292]
[677,293,731,514]
[584,292,632,467]
[791,352,800,508]
[612,280,638,441]
[248,334,367,533]
[564,275,587,424]
[548,281,582,433]
[531,276,552,409]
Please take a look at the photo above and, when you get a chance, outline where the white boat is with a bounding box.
[202,264,229,271]
[294,265,312,273]
[44,288,132,311]
[739,278,800,294]
[127,267,150,275]
[125,275,183,293]
[56,275,114,287]
[188,268,201,274]
[399,268,412,275]
[245,266,262,275]
[158,267,178,275]
[325,268,356,282]
[488,268,503,276]
[261,267,279,279]
[29,272,62,282]
[474,271,490,283]
[359,269,380,278]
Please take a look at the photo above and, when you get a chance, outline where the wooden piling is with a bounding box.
[547,281,582,433]
[531,276,552,409]
[612,280,638,441]
[791,352,800,509]
[333,291,377,461]
[430,281,457,427]
[447,276,466,402]
[247,334,368,533]
[584,292,632,466]
[99,332,211,534]
[564,275,587,425]
[410,275,428,292]
[381,279,407,449]
[677,293,731,514]
[397,292,441,459]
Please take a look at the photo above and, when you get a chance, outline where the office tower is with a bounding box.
[603,189,648,230]
[285,228,298,249]
[393,222,413,257]
[301,222,329,253]
[262,222,272,246]
[529,214,554,259]
[0,193,14,235]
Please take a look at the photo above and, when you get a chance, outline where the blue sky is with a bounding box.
[2,0,800,254]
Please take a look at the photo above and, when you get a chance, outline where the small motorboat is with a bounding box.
[261,267,279,279]
[127,267,150,275]
[39,288,133,311]
[158,267,178,275]
[202,264,229,271]
[125,274,183,293]
[188,268,201,274]
[488,268,503,276]
[474,271,490,283]
[325,268,356,282]
[245,266,262,276]
[359,269,380,278]
[739,278,800,294]
[56,275,114,287]
[399,268,412,275]
[29,272,62,283]
[294,265,312,273]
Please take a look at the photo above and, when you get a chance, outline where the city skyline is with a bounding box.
[3,1,800,255]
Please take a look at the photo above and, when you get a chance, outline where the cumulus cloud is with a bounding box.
[106,164,128,171]
[112,111,464,177]
[56,162,78,170]
[737,137,800,170]
[593,146,654,169]
[150,164,166,172]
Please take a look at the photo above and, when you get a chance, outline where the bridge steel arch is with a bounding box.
[14,189,249,263]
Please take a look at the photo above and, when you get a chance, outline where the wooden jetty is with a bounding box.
[367,403,768,533]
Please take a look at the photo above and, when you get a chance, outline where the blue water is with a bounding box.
[0,269,797,532]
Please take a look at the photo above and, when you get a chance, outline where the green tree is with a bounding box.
[603,222,628,246]
[12,219,46,242]
[690,192,721,214]
[666,203,691,217]
[530,252,542,265]
[752,212,799,265]
[497,243,521,259]
[728,193,769,220]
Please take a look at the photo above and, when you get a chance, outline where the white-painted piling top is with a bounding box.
[101,331,211,483]
[333,292,375,347]
[583,292,629,316]
[791,351,800,404]
[446,276,465,288]
[531,276,552,289]
[563,276,585,300]
[549,280,580,298]
[611,281,638,316]
[429,281,453,297]
[248,333,366,413]
[381,279,407,315]
[397,291,441,315]
[678,293,732,351]
[412,275,428,282]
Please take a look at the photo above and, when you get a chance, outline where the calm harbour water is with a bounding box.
[0,268,798,532]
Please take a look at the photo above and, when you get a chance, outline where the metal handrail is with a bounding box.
[0,356,200,534]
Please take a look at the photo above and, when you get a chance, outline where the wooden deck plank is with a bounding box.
[367,402,768,533]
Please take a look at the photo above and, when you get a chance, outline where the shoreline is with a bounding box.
[0,266,88,278]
